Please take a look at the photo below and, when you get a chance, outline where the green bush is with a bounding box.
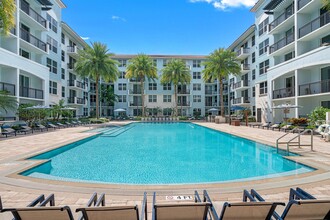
[308,106,330,125]
[288,117,308,126]
[89,118,109,124]
[179,116,188,120]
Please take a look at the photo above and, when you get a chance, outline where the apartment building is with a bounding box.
[0,0,90,119]
[110,55,221,117]
[229,0,330,123]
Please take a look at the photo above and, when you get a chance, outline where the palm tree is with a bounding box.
[322,0,330,11]
[161,59,191,117]
[0,0,16,35]
[75,42,119,118]
[125,54,158,117]
[0,90,17,113]
[202,48,241,117]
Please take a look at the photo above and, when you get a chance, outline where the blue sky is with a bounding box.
[62,0,257,55]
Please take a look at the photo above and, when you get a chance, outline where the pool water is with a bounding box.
[22,123,313,184]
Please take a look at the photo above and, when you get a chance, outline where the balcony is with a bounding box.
[129,78,142,83]
[269,5,294,32]
[68,80,85,90]
[299,79,330,96]
[20,0,47,29]
[298,0,311,11]
[236,48,250,59]
[232,80,249,90]
[273,87,295,99]
[20,28,47,52]
[130,102,142,107]
[177,89,190,95]
[0,82,15,96]
[67,46,80,58]
[129,89,141,95]
[68,97,86,105]
[205,103,218,107]
[67,63,75,70]
[299,12,330,39]
[205,90,218,95]
[178,102,190,107]
[269,33,295,54]
[19,87,43,99]
[232,97,250,105]
[241,64,250,73]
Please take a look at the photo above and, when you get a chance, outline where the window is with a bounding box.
[149,83,157,90]
[118,83,127,91]
[61,68,65,80]
[61,86,65,97]
[252,106,256,116]
[83,108,88,116]
[193,72,201,79]
[47,14,58,33]
[163,83,171,90]
[118,60,127,67]
[259,39,269,56]
[252,35,255,46]
[83,92,88,100]
[119,71,126,79]
[258,17,269,36]
[61,50,65,62]
[259,81,267,95]
[193,83,201,91]
[118,95,127,102]
[259,60,269,75]
[193,108,201,116]
[47,58,57,74]
[284,51,295,61]
[252,86,255,97]
[148,95,157,102]
[153,59,157,67]
[90,83,96,92]
[163,59,168,67]
[252,69,256,80]
[252,52,255,63]
[163,95,171,102]
[19,49,30,59]
[321,101,330,108]
[61,32,65,44]
[47,36,58,53]
[49,81,57,95]
[193,60,201,68]
[193,95,201,102]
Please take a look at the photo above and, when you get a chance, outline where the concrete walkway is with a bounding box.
[0,121,329,219]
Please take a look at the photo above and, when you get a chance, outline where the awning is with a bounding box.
[36,0,53,6]
[263,0,284,11]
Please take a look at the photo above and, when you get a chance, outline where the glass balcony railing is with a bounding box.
[299,79,330,96]
[0,82,15,96]
[299,12,330,38]
[273,87,295,99]
[269,4,294,32]
[298,0,311,10]
[19,86,43,99]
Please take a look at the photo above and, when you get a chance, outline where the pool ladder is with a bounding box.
[276,128,314,155]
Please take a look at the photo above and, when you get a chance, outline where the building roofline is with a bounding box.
[55,0,66,8]
[227,25,256,50]
[112,54,207,59]
[250,0,265,12]
[61,22,89,48]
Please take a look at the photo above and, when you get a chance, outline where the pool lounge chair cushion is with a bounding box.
[3,206,74,220]
[281,200,330,220]
[77,206,139,220]
[1,127,16,137]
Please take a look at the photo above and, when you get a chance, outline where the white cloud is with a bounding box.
[189,0,257,10]
[111,15,126,22]
[81,37,90,41]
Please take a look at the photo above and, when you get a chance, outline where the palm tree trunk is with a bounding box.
[174,85,178,117]
[220,78,224,117]
[141,79,144,117]
[95,77,99,119]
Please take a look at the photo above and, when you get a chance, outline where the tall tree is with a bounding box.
[0,0,16,35]
[0,90,17,113]
[75,42,119,118]
[125,54,158,117]
[322,0,330,11]
[203,48,241,117]
[161,59,191,117]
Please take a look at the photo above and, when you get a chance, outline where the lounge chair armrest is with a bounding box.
[141,192,147,220]
[289,188,316,200]
[39,194,55,207]
[27,194,45,207]
[194,190,201,202]
[87,192,105,207]
[243,190,256,202]
[203,190,219,220]
[243,189,265,202]
[95,193,105,207]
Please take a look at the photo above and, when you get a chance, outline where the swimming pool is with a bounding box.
[21,123,313,184]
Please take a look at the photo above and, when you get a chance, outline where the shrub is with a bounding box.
[308,106,330,125]
[288,117,308,126]
[178,116,188,120]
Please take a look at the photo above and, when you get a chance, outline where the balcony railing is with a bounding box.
[269,33,295,54]
[20,0,47,28]
[299,79,330,96]
[236,48,250,57]
[68,97,86,105]
[177,89,190,94]
[129,78,142,82]
[19,87,43,99]
[298,0,311,10]
[233,97,250,105]
[299,12,330,38]
[130,102,142,107]
[130,89,141,94]
[178,102,190,106]
[241,64,250,71]
[20,28,47,52]
[0,82,15,96]
[205,90,217,95]
[233,81,249,90]
[67,63,75,69]
[205,103,218,107]
[269,4,294,32]
[67,46,79,54]
[68,80,85,89]
[273,87,295,99]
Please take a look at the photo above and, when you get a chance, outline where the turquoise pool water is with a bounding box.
[21,123,313,184]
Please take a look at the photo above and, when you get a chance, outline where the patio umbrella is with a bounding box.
[272,103,302,122]
[207,108,219,116]
[231,106,249,126]
[114,108,126,112]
